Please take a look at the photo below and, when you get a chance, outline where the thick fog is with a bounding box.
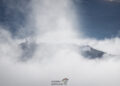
[0,0,120,86]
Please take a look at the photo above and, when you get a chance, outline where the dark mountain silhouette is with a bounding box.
[79,45,106,59]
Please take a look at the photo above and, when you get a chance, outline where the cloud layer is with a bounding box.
[0,0,120,86]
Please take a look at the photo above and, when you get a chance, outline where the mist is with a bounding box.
[0,0,120,86]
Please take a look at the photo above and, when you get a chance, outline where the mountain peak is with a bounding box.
[79,45,106,59]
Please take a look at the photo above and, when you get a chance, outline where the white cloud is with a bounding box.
[0,0,120,86]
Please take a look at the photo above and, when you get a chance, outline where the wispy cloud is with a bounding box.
[0,0,120,86]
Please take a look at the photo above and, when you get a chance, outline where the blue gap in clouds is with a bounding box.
[74,0,120,39]
[0,0,31,38]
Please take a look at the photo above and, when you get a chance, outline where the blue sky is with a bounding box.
[75,0,120,39]
[0,0,120,39]
[0,0,30,38]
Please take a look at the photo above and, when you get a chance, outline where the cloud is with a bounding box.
[105,0,120,3]
[0,0,120,86]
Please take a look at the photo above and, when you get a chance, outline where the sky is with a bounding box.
[74,0,120,39]
[0,0,120,86]
[1,0,120,39]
